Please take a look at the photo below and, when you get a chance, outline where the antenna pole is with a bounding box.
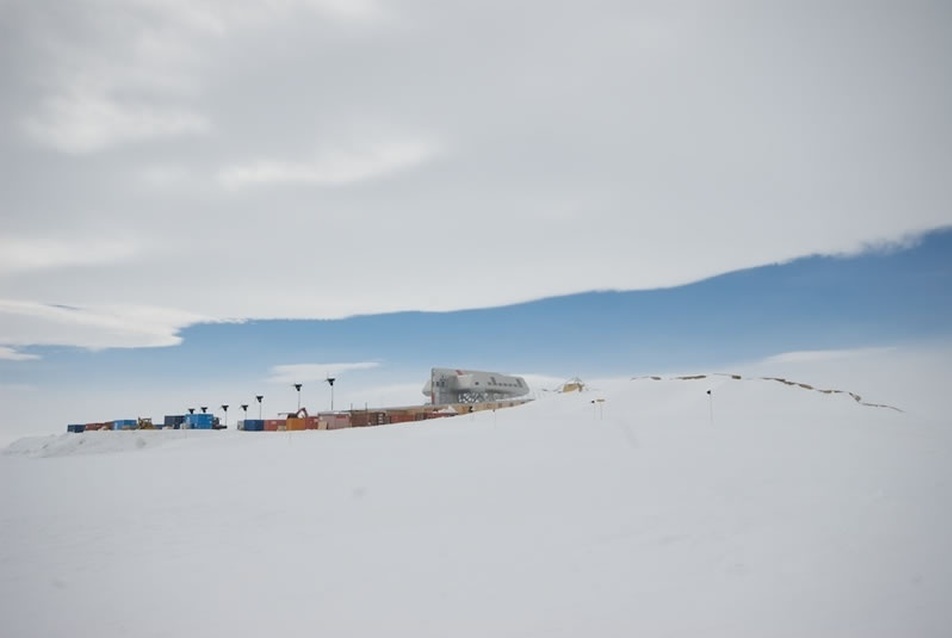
[325,377,336,412]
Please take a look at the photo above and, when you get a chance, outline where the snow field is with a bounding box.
[2,375,951,637]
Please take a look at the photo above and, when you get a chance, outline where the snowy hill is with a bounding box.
[2,371,951,637]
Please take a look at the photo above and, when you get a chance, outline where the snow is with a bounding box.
[2,365,952,637]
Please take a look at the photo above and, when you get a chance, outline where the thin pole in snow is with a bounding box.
[707,390,713,425]
[591,398,605,421]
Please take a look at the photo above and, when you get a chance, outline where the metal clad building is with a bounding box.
[423,368,530,405]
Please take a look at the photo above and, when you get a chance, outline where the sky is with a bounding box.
[1,1,951,440]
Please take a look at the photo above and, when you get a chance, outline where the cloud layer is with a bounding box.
[2,0,951,353]
[0,300,209,350]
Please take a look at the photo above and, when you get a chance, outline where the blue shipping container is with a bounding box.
[242,419,264,432]
[67,424,86,433]
[185,413,215,429]
[164,414,186,428]
[113,419,137,430]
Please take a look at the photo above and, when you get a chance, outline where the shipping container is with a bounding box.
[304,416,321,430]
[242,419,265,432]
[321,413,351,430]
[286,418,306,431]
[164,415,186,429]
[184,413,215,430]
[350,411,388,427]
[67,424,86,433]
[264,419,282,432]
[113,419,137,430]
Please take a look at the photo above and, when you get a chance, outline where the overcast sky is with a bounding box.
[2,0,950,355]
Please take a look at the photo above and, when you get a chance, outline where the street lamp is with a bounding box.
[200,406,208,413]
[325,377,336,412]
[221,404,229,428]
[240,404,249,425]
[188,407,195,414]
[256,395,264,419]
[294,383,302,411]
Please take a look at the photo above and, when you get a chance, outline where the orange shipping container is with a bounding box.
[286,418,306,431]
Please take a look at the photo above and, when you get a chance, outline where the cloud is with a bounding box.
[136,164,191,188]
[130,0,387,33]
[218,140,439,188]
[0,236,140,275]
[2,1,951,350]
[24,92,208,154]
[14,0,387,156]
[267,362,381,384]
[13,0,386,155]
[0,347,39,362]
[763,347,897,365]
[0,300,210,350]
[303,0,386,24]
